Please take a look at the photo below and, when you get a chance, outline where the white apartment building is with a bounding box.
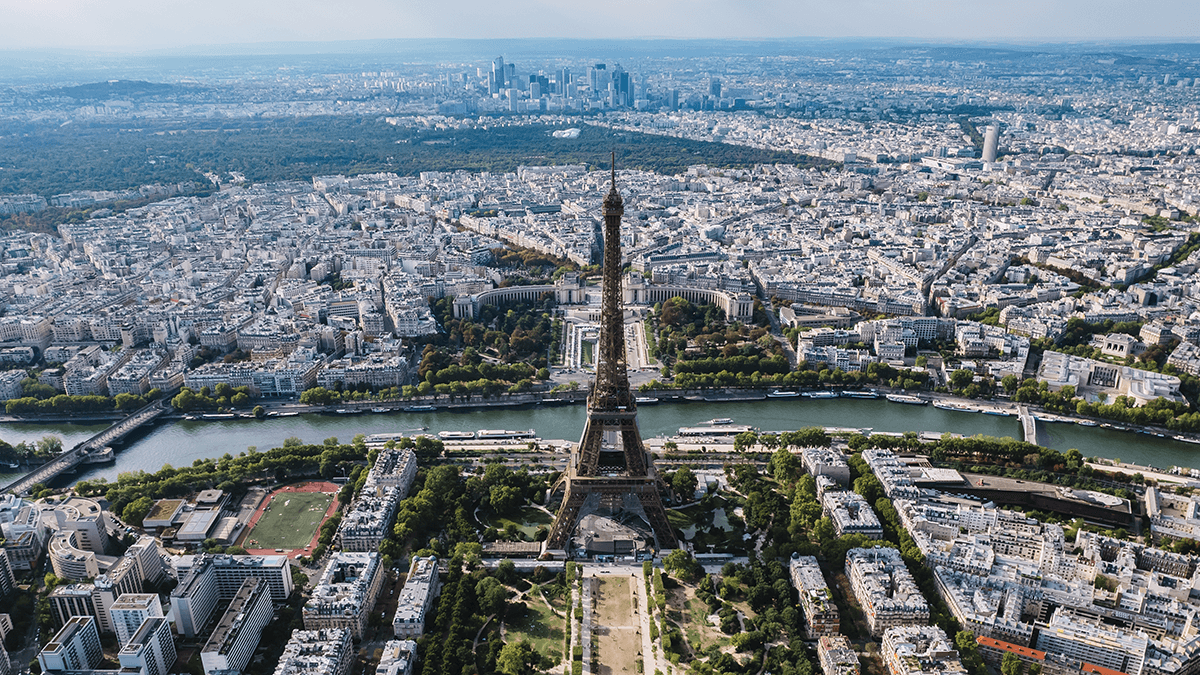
[801,447,851,485]
[109,593,163,645]
[39,616,103,673]
[817,635,860,675]
[822,489,884,539]
[118,617,176,675]
[1035,608,1149,675]
[304,552,384,639]
[393,556,441,638]
[366,447,419,496]
[846,547,929,637]
[201,578,274,675]
[171,554,293,637]
[376,640,418,675]
[881,625,966,675]
[788,555,839,638]
[336,487,401,552]
[273,629,353,675]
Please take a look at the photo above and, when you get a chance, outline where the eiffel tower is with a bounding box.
[545,156,678,552]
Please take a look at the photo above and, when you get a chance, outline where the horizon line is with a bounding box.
[3,35,1200,57]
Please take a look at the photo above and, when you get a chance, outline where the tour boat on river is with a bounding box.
[886,393,928,405]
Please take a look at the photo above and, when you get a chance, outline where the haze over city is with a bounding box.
[3,5,1200,675]
[2,0,1200,51]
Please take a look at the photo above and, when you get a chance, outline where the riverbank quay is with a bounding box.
[3,384,1197,447]
[166,385,1200,447]
[8,385,1200,494]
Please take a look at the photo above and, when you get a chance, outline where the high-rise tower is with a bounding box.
[545,156,677,552]
[982,125,1000,163]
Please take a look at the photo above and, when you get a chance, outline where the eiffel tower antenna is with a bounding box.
[545,156,677,553]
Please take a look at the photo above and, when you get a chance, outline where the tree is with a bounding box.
[253,405,266,419]
[282,436,304,447]
[36,435,63,457]
[1001,652,1024,675]
[772,448,801,484]
[114,392,145,411]
[122,496,153,526]
[733,431,759,452]
[1002,374,1020,395]
[813,516,836,546]
[950,369,975,391]
[671,466,698,498]
[956,631,988,675]
[496,641,543,675]
[496,559,517,585]
[489,485,523,515]
[663,549,703,583]
[476,576,510,617]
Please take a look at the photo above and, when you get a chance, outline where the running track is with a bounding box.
[241,481,340,559]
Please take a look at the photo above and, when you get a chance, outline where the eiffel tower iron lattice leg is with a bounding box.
[546,155,678,554]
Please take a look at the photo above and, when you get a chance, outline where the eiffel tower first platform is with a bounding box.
[545,158,678,554]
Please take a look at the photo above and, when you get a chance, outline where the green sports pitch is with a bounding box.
[245,491,335,550]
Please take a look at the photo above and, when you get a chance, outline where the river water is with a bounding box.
[1,397,1192,487]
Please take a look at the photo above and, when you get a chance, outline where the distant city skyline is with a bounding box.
[1,0,1198,52]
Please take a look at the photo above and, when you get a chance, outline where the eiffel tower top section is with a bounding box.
[590,153,635,415]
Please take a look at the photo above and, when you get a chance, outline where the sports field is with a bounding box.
[244,490,335,550]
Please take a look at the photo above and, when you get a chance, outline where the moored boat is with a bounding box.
[438,431,476,440]
[932,401,972,412]
[476,429,536,439]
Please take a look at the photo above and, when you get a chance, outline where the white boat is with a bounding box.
[804,391,840,399]
[766,390,800,398]
[477,429,537,439]
[886,394,927,405]
[635,396,659,405]
[933,401,974,413]
[708,418,734,425]
[438,431,476,440]
[678,425,755,437]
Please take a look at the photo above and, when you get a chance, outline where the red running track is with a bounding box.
[242,481,340,559]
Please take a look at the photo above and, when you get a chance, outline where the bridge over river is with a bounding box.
[2,400,168,495]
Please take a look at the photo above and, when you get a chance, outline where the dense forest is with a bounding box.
[0,117,830,197]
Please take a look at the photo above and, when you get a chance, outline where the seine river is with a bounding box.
[0,397,1191,485]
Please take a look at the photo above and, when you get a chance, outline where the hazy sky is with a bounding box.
[1,0,1198,51]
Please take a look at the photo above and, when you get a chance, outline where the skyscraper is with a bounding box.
[589,64,607,98]
[982,125,1000,163]
[489,56,505,95]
